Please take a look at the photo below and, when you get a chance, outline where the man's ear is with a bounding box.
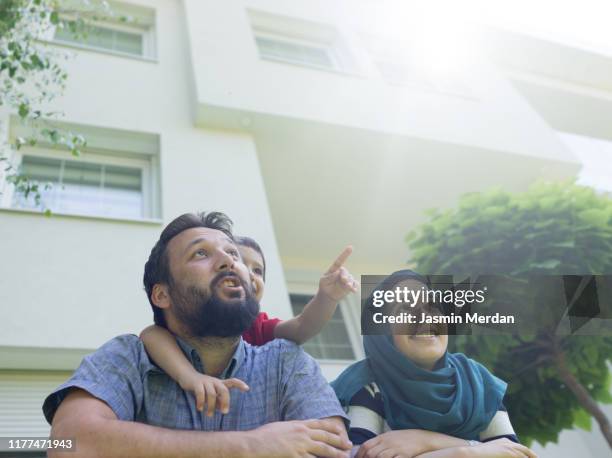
[151,284,171,309]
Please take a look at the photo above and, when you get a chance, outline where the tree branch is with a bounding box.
[553,340,612,448]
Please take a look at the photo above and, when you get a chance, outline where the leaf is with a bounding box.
[583,345,598,366]
[573,409,592,431]
[551,240,575,249]
[598,390,612,404]
[530,260,561,270]
[18,103,29,119]
[30,54,43,69]
[578,209,610,228]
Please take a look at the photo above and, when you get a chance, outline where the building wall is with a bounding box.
[0,0,291,356]
[183,0,576,163]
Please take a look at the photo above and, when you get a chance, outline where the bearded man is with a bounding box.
[43,212,351,458]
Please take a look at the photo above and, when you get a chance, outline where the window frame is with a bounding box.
[253,30,342,72]
[248,9,359,76]
[48,4,157,61]
[2,146,156,222]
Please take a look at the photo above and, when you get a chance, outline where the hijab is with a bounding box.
[332,270,506,440]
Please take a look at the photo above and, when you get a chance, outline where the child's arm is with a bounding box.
[274,246,358,344]
[140,325,249,415]
[140,325,198,387]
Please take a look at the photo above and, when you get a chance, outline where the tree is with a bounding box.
[0,0,116,207]
[406,181,612,447]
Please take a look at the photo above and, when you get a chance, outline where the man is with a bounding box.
[43,212,351,458]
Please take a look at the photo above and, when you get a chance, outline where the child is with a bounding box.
[141,236,358,417]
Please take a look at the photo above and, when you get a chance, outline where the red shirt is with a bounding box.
[242,312,282,346]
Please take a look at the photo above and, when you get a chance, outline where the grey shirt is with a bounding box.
[43,334,347,431]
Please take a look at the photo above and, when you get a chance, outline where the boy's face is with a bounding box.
[239,245,265,302]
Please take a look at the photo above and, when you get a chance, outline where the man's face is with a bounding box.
[164,227,259,337]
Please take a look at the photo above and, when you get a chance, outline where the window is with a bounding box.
[255,34,338,70]
[248,9,355,74]
[3,119,161,220]
[55,22,145,56]
[0,371,71,457]
[12,154,146,219]
[290,294,356,360]
[52,3,156,59]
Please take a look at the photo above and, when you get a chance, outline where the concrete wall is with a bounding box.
[184,0,576,164]
[0,0,291,357]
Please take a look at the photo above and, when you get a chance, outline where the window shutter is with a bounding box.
[0,372,70,437]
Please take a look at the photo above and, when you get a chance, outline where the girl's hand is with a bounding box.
[356,429,438,458]
[469,439,537,458]
[179,373,249,417]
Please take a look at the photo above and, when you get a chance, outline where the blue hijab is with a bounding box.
[332,270,507,440]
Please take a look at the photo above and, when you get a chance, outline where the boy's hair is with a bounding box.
[143,211,234,327]
[236,236,266,281]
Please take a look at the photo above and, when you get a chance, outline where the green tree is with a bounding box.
[407,181,612,448]
[0,0,116,207]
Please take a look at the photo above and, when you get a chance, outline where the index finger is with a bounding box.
[223,378,250,392]
[325,246,353,274]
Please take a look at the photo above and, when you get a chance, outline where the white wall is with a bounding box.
[0,0,291,356]
[184,0,576,164]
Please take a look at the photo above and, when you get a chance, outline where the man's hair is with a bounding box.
[236,236,266,281]
[143,211,234,327]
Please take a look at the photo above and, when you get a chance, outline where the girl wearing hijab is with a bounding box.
[332,270,536,458]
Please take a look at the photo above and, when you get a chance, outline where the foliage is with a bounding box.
[0,0,116,207]
[406,181,612,446]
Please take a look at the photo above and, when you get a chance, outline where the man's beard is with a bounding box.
[168,272,260,338]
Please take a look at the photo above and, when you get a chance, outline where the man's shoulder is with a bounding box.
[100,333,141,348]
[84,334,151,369]
[247,338,304,357]
[43,334,151,424]
[253,337,298,349]
[95,333,143,355]
[244,338,316,371]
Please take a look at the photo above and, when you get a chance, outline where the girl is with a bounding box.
[141,236,357,417]
[332,270,536,458]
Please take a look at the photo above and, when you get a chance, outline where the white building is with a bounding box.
[0,0,610,456]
